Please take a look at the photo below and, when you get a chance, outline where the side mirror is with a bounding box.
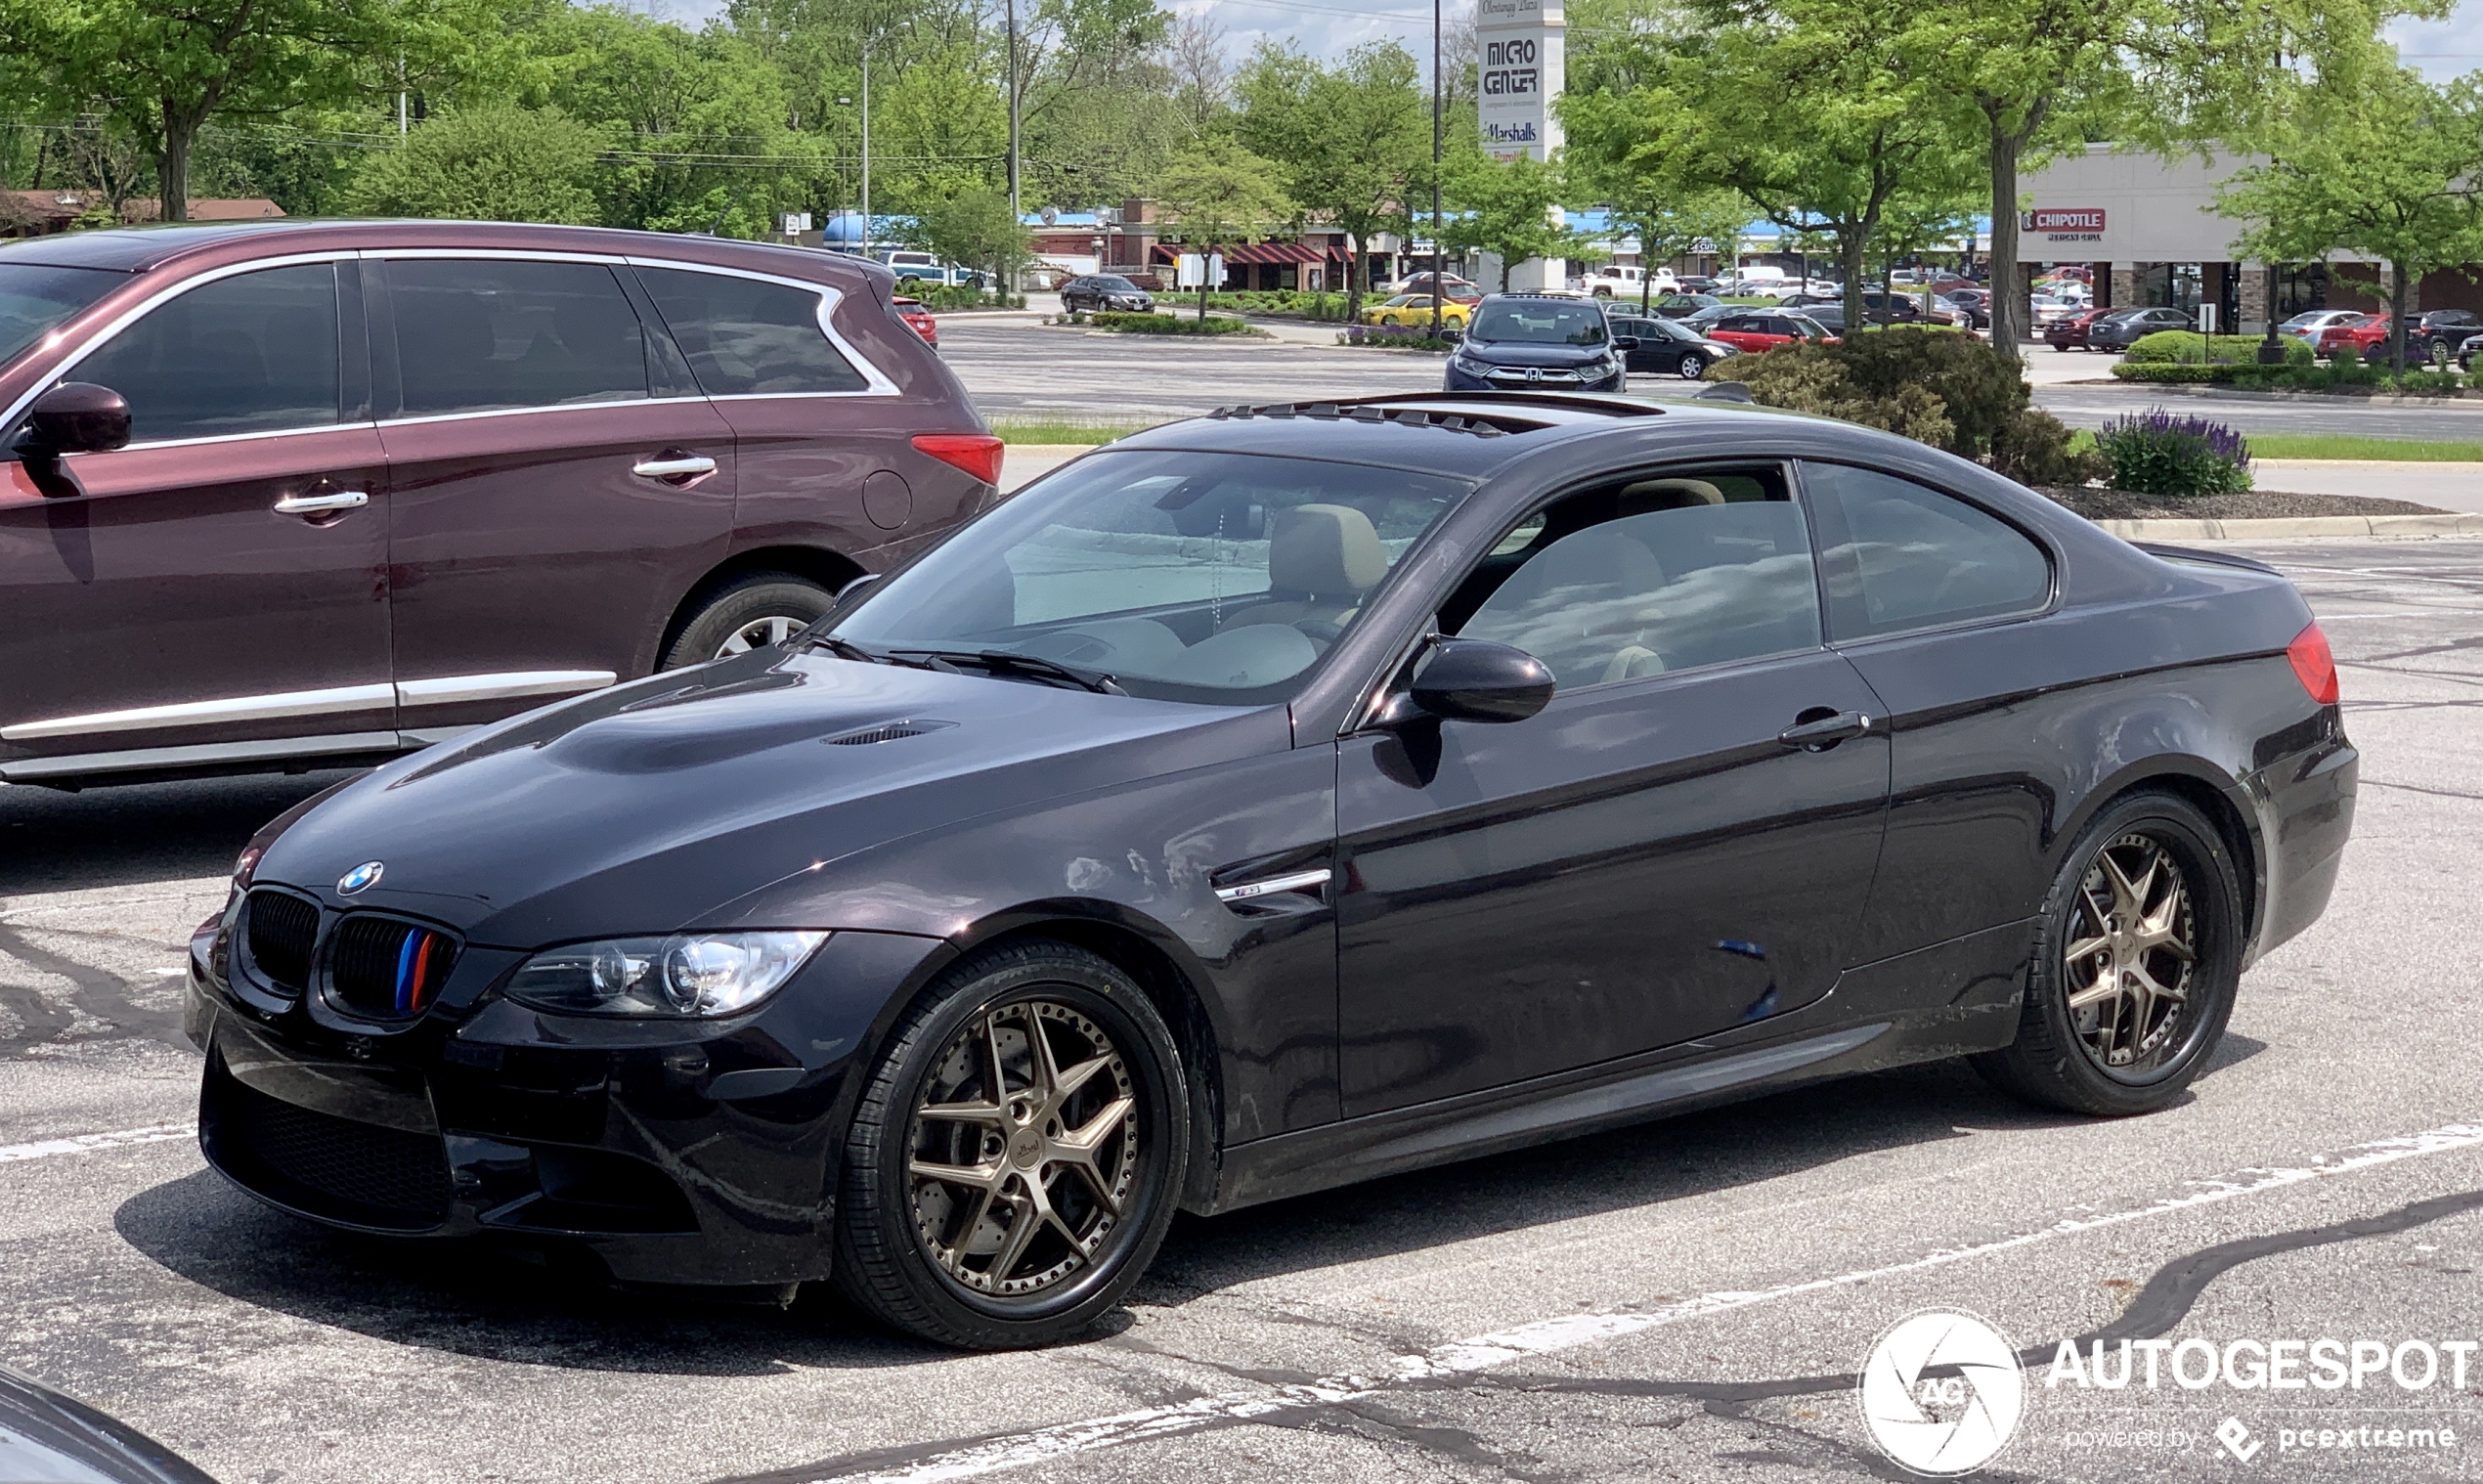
[17,382,130,457]
[1440,327,1462,343]
[1406,638,1554,724]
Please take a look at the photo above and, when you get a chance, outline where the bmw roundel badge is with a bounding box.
[337,860,385,895]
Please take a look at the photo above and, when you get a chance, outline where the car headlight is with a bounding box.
[1453,349,1492,373]
[505,931,828,1017]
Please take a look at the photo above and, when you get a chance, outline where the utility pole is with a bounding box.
[1430,0,1443,340]
[398,55,408,138]
[1007,0,1023,297]
[859,39,872,257]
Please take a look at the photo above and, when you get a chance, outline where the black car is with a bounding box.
[1,1364,219,1483]
[1445,294,1628,393]
[1603,312,1739,378]
[1060,274,1154,313]
[2458,330,2483,371]
[2401,309,2481,367]
[2089,305,2192,350]
[191,394,2356,1351]
[1649,292,1724,319]
[1942,287,1991,327]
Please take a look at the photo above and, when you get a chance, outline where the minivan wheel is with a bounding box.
[660,572,835,669]
[834,941,1189,1349]
[1972,791,2243,1117]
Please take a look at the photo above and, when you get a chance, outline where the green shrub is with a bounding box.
[2123,331,2274,364]
[911,284,1023,312]
[2110,363,2238,382]
[1092,312,1254,335]
[2287,337,2317,367]
[1992,408,2113,487]
[2331,343,2364,368]
[2095,409,2253,498]
[1337,324,1455,351]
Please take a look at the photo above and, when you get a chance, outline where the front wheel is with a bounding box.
[1677,353,1707,379]
[2430,340,2453,369]
[1973,791,2243,1116]
[834,941,1190,1349]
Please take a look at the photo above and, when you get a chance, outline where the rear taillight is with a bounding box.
[2287,621,2339,705]
[913,433,1005,487]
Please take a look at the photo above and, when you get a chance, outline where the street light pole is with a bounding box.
[859,40,872,257]
[1430,0,1443,340]
[1007,0,1023,297]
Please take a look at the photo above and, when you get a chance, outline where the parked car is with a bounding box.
[1,1364,220,1483]
[0,221,996,790]
[1444,293,1628,393]
[1060,274,1154,314]
[1575,264,1677,299]
[1387,272,1484,305]
[191,391,2357,1351]
[1699,308,1837,353]
[1943,286,1991,327]
[1672,275,1720,292]
[1362,293,1471,328]
[2089,304,2192,351]
[2278,309,2361,348]
[871,249,981,287]
[2045,305,2133,351]
[1650,292,1724,319]
[892,294,938,348]
[1602,312,1739,378]
[2397,309,2479,366]
[2314,313,2393,359]
[2460,331,2483,371]
[2028,293,2080,327]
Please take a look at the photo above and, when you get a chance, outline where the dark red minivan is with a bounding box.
[0,221,1000,788]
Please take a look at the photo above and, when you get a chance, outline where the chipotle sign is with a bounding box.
[2026,207,2106,237]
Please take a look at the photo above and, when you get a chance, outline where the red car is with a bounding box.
[2316,314,2392,357]
[893,295,937,348]
[1700,309,1836,353]
[2044,304,2118,351]
[0,220,997,788]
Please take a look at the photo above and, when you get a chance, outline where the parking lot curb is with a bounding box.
[2099,512,2483,540]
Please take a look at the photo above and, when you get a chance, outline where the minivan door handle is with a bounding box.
[1779,709,1871,751]
[271,490,369,517]
[632,452,718,485]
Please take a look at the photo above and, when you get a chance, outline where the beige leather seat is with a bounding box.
[1618,477,1726,513]
[1218,503,1388,636]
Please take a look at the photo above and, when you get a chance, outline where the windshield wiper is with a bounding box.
[796,632,893,665]
[887,649,1127,696]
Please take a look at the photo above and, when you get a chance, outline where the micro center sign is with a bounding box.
[2025,207,2107,242]
[1478,0,1564,163]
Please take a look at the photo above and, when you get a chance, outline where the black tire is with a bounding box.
[1973,790,2244,1116]
[833,940,1190,1349]
[659,572,833,670]
[2430,339,2452,369]
[1678,353,1706,380]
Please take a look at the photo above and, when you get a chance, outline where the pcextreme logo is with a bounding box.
[1858,1310,2026,1475]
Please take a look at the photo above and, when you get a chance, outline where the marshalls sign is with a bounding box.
[1478,0,1564,162]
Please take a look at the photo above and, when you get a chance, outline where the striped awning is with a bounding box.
[1151,240,1338,266]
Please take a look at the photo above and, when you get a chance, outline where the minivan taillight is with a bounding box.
[913,433,1005,487]
[2287,621,2339,705]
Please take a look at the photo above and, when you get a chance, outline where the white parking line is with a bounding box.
[837,1118,2483,1484]
[0,1121,196,1166]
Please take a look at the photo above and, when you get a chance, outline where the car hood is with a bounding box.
[1459,340,1612,367]
[252,651,1288,947]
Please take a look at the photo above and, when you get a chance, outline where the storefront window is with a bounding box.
[2142,263,2204,313]
[2275,264,2331,318]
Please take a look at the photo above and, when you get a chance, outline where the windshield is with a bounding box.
[0,264,120,369]
[835,449,1469,705]
[1468,300,1607,346]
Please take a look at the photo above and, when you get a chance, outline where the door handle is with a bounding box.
[1779,709,1871,751]
[271,490,369,516]
[632,454,718,481]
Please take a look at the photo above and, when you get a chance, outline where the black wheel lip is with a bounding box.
[2062,823,2224,1089]
[894,978,1179,1327]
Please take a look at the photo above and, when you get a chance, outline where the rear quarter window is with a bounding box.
[1802,462,2053,640]
[634,266,870,396]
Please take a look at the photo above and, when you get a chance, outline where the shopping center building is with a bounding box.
[2013,144,2476,331]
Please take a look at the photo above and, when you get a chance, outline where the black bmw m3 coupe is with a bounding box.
[188,392,2357,1349]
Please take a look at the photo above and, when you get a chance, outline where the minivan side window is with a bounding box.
[1801,462,2052,640]
[634,266,869,396]
[385,259,649,418]
[70,263,339,444]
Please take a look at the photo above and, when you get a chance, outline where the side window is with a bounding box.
[637,266,869,396]
[1802,462,2052,640]
[386,259,647,418]
[1451,469,1823,690]
[70,264,338,443]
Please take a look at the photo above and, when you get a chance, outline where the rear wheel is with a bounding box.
[1974,791,2243,1115]
[1677,353,1707,379]
[834,941,1189,1349]
[660,572,834,670]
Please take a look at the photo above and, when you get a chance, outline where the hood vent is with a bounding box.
[825,718,955,747]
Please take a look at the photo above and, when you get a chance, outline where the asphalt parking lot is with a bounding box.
[2,535,2479,1483]
[945,315,2483,441]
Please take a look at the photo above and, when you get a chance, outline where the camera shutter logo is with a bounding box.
[1857,1310,2026,1475]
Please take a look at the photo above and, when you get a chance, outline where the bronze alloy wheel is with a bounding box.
[2063,833,2197,1075]
[906,1000,1139,1297]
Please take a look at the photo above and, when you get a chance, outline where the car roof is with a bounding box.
[0,219,894,288]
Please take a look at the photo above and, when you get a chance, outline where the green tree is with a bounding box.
[2221,65,2483,371]
[5,0,405,220]
[1443,148,1589,292]
[346,104,604,223]
[1235,40,1429,317]
[1153,136,1292,319]
[909,186,1031,284]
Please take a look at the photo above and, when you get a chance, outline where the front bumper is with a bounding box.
[186,913,947,1288]
[1444,363,1628,394]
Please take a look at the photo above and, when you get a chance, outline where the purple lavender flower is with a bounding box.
[2098,408,2252,469]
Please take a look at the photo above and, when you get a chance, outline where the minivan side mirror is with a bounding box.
[1406,638,1555,723]
[17,382,131,457]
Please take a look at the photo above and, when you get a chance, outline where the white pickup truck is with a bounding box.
[1574,264,1679,299]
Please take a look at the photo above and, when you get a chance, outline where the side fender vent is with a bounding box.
[825,719,956,746]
